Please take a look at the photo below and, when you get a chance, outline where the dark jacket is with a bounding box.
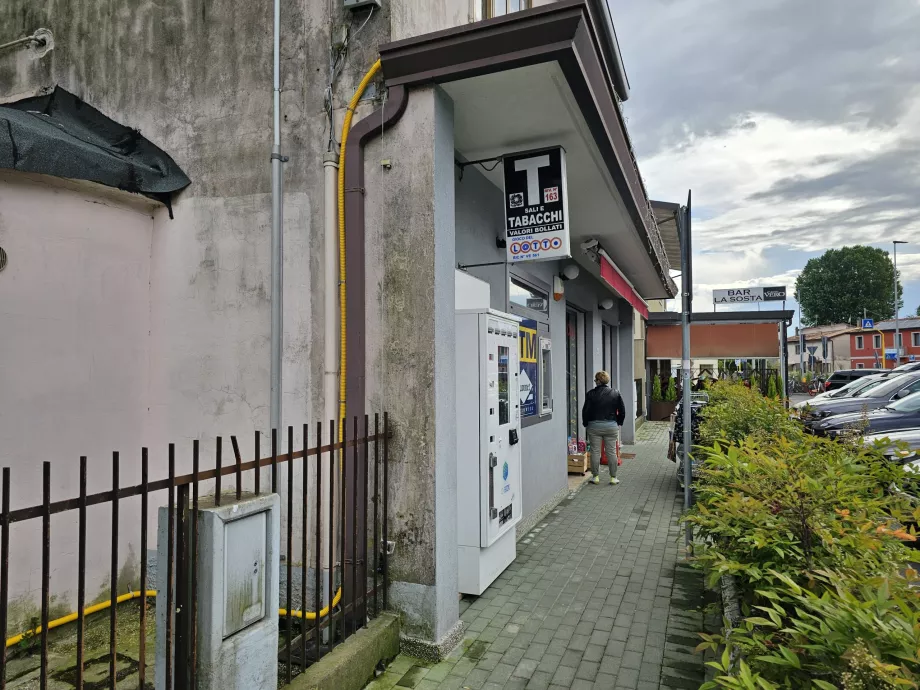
[582,385,626,427]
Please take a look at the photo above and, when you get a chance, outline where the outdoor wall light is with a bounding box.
[598,298,615,310]
[560,264,580,281]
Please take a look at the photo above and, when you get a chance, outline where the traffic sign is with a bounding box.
[807,345,818,355]
[862,318,874,329]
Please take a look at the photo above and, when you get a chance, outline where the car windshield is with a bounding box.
[828,378,874,398]
[852,379,887,397]
[887,392,920,412]
[860,376,915,399]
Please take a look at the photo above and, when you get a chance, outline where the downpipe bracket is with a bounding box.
[271,153,290,162]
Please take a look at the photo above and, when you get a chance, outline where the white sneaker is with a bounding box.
[609,477,620,485]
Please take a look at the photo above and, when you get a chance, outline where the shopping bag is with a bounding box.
[617,438,622,466]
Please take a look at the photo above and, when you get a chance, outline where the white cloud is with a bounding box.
[640,100,920,255]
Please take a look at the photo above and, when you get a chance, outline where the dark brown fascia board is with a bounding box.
[648,310,796,326]
[378,0,674,298]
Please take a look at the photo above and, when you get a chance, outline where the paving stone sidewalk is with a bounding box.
[368,422,707,690]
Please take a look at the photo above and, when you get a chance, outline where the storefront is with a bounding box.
[347,0,679,652]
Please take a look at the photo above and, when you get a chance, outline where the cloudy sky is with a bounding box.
[612,0,920,322]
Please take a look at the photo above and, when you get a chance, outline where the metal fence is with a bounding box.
[0,413,390,689]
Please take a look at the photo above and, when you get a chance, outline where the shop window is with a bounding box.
[484,0,532,18]
[510,278,548,314]
[540,337,553,415]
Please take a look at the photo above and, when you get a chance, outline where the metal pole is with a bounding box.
[270,0,287,431]
[894,242,900,367]
[680,192,693,550]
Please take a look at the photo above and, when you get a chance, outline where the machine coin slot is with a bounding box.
[509,429,519,446]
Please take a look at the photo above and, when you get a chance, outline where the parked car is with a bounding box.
[811,392,920,438]
[822,368,884,391]
[864,428,920,464]
[801,372,920,429]
[894,362,920,373]
[798,374,885,407]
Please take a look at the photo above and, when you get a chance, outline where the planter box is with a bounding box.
[649,401,677,421]
[567,452,590,474]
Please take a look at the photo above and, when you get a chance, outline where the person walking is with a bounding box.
[582,371,626,485]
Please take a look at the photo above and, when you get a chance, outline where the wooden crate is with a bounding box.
[567,452,590,474]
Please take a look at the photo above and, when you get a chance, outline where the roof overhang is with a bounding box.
[651,200,680,270]
[648,310,796,327]
[379,1,675,299]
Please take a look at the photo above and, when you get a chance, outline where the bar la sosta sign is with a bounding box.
[503,147,571,263]
[712,286,787,304]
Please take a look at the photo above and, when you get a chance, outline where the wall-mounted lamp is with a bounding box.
[560,264,580,281]
[598,298,615,311]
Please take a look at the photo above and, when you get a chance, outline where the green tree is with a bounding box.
[795,246,902,326]
[665,377,677,402]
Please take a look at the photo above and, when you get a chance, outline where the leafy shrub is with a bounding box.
[687,435,913,590]
[652,375,663,402]
[766,375,777,398]
[700,570,920,689]
[699,381,801,448]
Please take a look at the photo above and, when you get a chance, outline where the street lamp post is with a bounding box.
[894,241,907,367]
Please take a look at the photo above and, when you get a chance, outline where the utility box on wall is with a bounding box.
[156,492,280,690]
[455,306,523,595]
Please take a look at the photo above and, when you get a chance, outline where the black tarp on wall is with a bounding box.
[0,87,190,216]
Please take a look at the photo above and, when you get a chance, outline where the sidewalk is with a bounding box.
[368,422,706,690]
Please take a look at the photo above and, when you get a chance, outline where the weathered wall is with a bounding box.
[390,0,469,41]
[0,171,155,612]
[0,0,396,599]
[364,86,459,644]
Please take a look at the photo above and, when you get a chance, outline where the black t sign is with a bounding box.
[503,147,570,263]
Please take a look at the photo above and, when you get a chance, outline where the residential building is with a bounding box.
[0,0,675,652]
[850,318,920,369]
[788,324,856,374]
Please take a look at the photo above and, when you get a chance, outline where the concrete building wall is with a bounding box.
[363,87,459,644]
[0,171,155,610]
[0,0,398,588]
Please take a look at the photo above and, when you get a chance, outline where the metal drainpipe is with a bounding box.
[342,83,409,625]
[270,0,287,432]
[323,153,339,429]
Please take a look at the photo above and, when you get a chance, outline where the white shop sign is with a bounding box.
[503,147,570,263]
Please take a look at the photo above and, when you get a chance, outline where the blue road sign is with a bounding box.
[862,318,874,329]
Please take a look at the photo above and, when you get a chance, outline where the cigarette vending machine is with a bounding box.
[456,307,523,595]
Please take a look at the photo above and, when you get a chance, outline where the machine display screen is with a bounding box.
[498,346,510,425]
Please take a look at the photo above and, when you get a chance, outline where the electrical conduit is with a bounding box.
[5,592,340,648]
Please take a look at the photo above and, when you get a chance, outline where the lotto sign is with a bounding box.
[503,147,570,263]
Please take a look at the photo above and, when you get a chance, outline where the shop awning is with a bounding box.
[379,0,676,299]
[600,254,648,319]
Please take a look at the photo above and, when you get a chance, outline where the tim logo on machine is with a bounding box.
[503,146,570,264]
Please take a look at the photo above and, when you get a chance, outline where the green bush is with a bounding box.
[699,381,801,448]
[652,375,663,402]
[665,376,677,402]
[687,381,920,689]
[687,436,912,590]
[766,375,777,398]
